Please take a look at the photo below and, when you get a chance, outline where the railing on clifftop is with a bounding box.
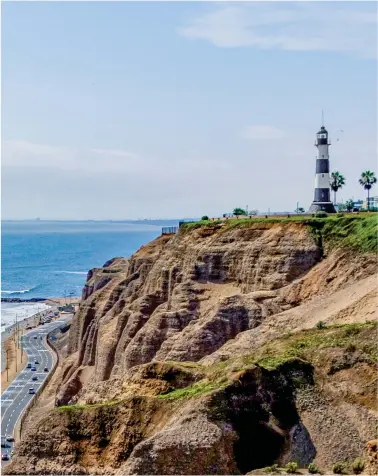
[162,226,178,235]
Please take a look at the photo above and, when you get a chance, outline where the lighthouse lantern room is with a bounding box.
[309,123,336,213]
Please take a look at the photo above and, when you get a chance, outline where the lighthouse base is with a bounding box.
[309,202,336,214]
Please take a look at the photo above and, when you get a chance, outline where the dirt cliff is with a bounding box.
[6,215,378,475]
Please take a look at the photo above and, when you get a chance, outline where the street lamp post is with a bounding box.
[6,349,10,382]
[20,327,24,363]
[16,314,20,349]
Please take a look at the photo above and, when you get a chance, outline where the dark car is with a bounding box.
[34,360,39,365]
[27,363,32,369]
[32,376,38,381]
[1,442,10,449]
[33,336,38,339]
[31,367,37,371]
[44,367,49,372]
[28,388,35,395]
[1,453,10,461]
[5,436,14,443]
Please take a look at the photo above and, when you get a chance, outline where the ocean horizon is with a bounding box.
[1,220,176,332]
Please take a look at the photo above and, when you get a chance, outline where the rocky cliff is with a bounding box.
[6,215,378,475]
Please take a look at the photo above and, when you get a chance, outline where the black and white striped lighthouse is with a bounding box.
[309,121,336,213]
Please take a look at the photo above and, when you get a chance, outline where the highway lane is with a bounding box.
[1,317,70,463]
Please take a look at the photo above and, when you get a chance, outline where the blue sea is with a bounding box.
[1,220,175,331]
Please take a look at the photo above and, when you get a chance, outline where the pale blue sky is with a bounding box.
[2,1,377,219]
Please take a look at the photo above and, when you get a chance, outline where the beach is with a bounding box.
[1,301,51,334]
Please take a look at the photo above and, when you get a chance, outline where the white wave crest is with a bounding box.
[1,289,33,294]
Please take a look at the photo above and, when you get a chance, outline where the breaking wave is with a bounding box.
[1,286,40,295]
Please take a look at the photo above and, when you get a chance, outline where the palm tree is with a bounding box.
[330,172,345,205]
[359,171,377,210]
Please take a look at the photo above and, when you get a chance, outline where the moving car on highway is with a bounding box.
[1,437,10,449]
[28,388,35,395]
[44,367,49,372]
[1,453,10,461]
[31,367,37,371]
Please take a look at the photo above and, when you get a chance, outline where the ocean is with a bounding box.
[1,220,171,332]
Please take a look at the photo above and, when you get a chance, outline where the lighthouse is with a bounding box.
[309,123,336,213]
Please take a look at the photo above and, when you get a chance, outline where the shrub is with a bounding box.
[315,211,328,218]
[201,216,209,221]
[316,321,326,330]
[233,207,247,216]
[263,464,279,474]
[336,212,345,217]
[308,462,319,474]
[285,461,298,473]
[352,458,365,474]
[332,462,347,474]
[346,343,357,353]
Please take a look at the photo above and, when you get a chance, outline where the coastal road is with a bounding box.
[1,317,71,463]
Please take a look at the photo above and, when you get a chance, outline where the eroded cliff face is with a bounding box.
[58,223,325,403]
[59,222,376,405]
[6,219,378,475]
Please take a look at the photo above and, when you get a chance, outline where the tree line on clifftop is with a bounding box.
[330,170,377,211]
[201,171,377,220]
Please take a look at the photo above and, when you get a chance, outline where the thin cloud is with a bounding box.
[242,125,286,141]
[177,2,377,59]
[90,148,138,159]
[2,140,139,171]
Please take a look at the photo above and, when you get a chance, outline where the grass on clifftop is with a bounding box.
[321,214,377,253]
[180,214,378,254]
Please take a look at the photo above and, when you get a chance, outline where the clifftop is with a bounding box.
[6,215,378,475]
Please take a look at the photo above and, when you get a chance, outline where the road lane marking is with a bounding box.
[1,319,63,432]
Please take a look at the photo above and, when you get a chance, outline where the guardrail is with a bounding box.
[162,226,178,234]
[16,327,61,441]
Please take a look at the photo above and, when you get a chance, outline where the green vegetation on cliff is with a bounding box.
[252,321,377,370]
[321,215,377,253]
[156,321,377,401]
[180,214,377,254]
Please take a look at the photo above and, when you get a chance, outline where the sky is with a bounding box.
[1,1,377,220]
